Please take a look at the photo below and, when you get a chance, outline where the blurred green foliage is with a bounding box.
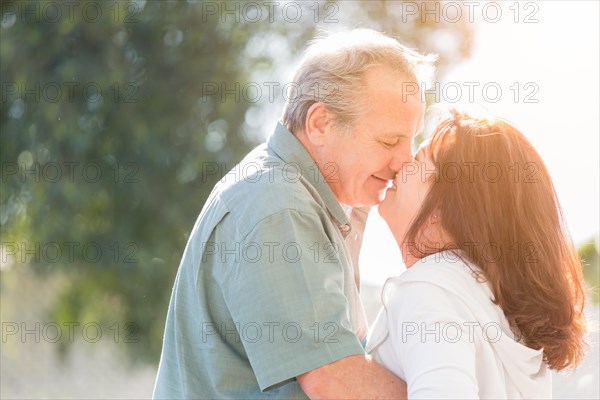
[579,239,600,303]
[1,0,474,363]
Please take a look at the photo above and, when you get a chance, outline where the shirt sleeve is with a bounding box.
[385,280,481,399]
[218,209,365,392]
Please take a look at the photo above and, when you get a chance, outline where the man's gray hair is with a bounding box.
[282,29,437,135]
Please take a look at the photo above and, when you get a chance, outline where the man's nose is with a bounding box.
[389,149,413,174]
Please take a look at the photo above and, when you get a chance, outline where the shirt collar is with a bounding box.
[267,122,350,229]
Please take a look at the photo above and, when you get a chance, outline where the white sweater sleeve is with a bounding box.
[385,280,481,399]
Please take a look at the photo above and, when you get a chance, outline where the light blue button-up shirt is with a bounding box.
[153,122,368,399]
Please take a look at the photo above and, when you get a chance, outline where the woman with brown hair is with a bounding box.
[366,110,586,398]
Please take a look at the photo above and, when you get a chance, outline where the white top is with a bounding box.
[366,251,551,399]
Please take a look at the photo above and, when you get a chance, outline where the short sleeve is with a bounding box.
[219,209,365,391]
[385,281,481,399]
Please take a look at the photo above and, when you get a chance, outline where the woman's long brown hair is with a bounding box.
[405,110,586,370]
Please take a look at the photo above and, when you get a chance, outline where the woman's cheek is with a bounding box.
[395,191,414,225]
[406,195,421,224]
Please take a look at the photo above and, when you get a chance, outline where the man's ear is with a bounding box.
[303,102,331,146]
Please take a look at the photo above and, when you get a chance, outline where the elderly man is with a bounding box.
[153,29,435,399]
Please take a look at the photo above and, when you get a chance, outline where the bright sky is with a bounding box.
[361,1,600,285]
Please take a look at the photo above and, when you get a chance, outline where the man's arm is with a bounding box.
[297,354,407,399]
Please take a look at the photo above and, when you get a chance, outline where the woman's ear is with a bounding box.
[303,102,330,146]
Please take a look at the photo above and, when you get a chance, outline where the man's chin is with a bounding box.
[342,198,377,209]
[338,189,384,208]
[358,192,385,208]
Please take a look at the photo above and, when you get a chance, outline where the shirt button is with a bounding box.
[340,224,351,233]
